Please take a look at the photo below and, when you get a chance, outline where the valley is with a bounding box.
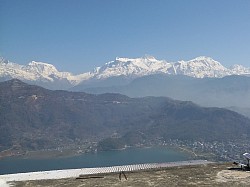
[1,79,250,163]
[2,1,250,186]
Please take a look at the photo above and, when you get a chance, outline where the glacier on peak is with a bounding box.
[115,54,157,62]
[92,56,172,79]
[171,56,230,78]
[0,55,250,89]
[26,61,59,74]
[191,56,215,61]
[230,64,250,75]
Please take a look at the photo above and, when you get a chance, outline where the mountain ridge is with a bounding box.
[1,79,250,155]
[81,74,250,110]
[1,56,250,89]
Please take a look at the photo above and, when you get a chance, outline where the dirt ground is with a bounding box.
[10,163,250,187]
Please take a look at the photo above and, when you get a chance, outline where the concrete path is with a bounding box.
[0,160,213,183]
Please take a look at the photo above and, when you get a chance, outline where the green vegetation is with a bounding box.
[97,138,126,151]
[1,79,250,157]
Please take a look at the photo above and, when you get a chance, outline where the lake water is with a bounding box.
[0,147,191,175]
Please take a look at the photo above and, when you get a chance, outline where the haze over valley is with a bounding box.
[1,78,250,162]
[1,56,250,117]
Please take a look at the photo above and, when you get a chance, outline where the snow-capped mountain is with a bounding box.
[230,64,250,75]
[0,57,91,88]
[170,56,231,78]
[91,55,249,79]
[0,56,250,89]
[93,55,172,79]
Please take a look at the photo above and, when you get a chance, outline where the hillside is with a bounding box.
[0,79,250,155]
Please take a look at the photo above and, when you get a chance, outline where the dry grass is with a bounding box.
[12,163,250,187]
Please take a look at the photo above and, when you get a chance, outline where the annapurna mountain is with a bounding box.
[0,56,250,90]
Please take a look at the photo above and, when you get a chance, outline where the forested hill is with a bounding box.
[1,79,250,152]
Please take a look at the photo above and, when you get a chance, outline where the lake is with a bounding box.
[0,147,191,175]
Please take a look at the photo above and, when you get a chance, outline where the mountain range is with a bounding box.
[1,79,250,153]
[82,74,250,110]
[1,56,250,90]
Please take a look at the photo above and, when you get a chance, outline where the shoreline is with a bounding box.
[0,145,197,161]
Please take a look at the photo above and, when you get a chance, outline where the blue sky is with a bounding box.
[1,0,250,73]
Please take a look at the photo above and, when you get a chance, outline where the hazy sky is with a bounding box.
[1,0,250,73]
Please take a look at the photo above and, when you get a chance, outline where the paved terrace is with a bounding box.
[0,160,213,182]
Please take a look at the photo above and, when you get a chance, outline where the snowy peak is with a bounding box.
[192,56,216,62]
[230,64,250,75]
[188,56,223,67]
[1,55,250,90]
[94,56,232,79]
[172,56,230,78]
[0,58,93,88]
[26,61,59,76]
[115,55,157,63]
[94,56,172,79]
[28,61,57,70]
